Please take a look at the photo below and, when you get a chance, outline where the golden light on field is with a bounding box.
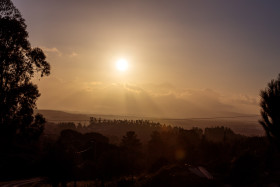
[116,58,128,72]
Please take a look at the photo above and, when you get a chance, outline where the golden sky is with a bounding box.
[13,0,280,118]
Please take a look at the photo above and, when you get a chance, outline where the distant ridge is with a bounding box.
[35,109,90,122]
[36,109,259,122]
[36,109,263,136]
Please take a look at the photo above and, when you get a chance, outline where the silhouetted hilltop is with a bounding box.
[36,109,264,136]
[35,109,89,122]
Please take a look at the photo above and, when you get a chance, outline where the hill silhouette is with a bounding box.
[36,109,263,137]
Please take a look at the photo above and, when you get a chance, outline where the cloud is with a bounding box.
[124,84,144,94]
[231,94,258,105]
[40,46,62,56]
[141,82,176,96]
[36,80,259,118]
[69,52,78,58]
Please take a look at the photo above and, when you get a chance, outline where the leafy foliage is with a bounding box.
[121,131,142,149]
[0,0,50,141]
[259,74,280,147]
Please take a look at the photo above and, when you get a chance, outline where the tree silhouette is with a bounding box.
[121,131,141,150]
[121,131,142,178]
[0,0,50,142]
[259,74,280,148]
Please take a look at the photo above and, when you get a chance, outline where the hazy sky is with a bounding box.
[12,0,280,118]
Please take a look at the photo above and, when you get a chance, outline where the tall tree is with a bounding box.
[121,131,142,177]
[121,131,141,150]
[259,74,280,148]
[0,0,50,141]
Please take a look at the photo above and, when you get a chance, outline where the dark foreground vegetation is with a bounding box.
[1,119,280,187]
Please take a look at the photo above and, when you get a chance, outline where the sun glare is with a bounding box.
[116,58,128,72]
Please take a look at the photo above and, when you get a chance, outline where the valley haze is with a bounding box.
[37,109,264,137]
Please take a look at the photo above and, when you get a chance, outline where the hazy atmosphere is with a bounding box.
[12,0,280,118]
[3,1,280,186]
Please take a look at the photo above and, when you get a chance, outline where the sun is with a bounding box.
[116,58,128,72]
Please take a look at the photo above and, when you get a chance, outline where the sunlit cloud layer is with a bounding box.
[35,78,258,118]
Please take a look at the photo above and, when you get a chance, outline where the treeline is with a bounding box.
[44,118,244,144]
[1,118,279,186]
[44,118,170,144]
